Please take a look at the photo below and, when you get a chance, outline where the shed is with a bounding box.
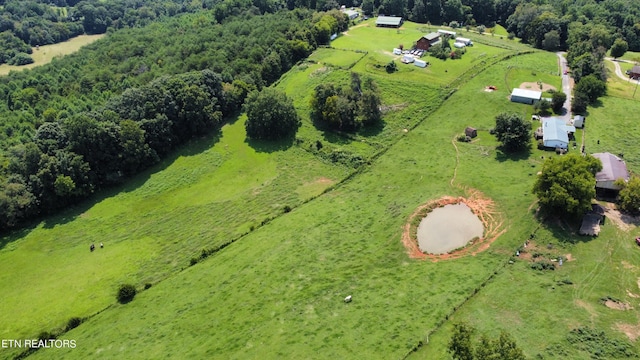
[330,33,338,41]
[416,32,441,50]
[414,59,427,68]
[572,115,585,128]
[465,127,477,138]
[402,54,414,63]
[579,213,601,236]
[591,152,629,190]
[437,29,456,37]
[393,48,402,55]
[376,16,403,28]
[510,88,542,104]
[542,118,572,149]
[455,37,472,46]
[453,42,466,48]
[630,65,640,79]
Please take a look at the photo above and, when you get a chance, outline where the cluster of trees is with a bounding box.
[244,88,300,140]
[493,112,531,153]
[429,38,465,60]
[616,176,640,215]
[0,8,350,231]
[310,73,382,132]
[448,322,526,360]
[533,153,602,219]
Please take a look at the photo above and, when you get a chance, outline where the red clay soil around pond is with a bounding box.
[402,188,505,261]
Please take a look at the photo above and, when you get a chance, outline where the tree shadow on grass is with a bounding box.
[245,134,295,153]
[535,209,599,245]
[495,146,532,162]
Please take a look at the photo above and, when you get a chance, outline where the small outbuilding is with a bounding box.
[414,59,427,68]
[572,115,585,128]
[376,16,403,28]
[416,32,441,51]
[343,9,359,20]
[455,37,472,46]
[453,42,466,48]
[464,127,477,138]
[402,54,414,63]
[437,29,456,37]
[510,88,542,104]
[591,152,629,190]
[393,48,402,55]
[630,65,640,79]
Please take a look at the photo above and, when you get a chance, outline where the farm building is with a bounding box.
[542,118,574,149]
[342,10,359,19]
[592,152,629,190]
[414,59,427,68]
[437,29,456,37]
[455,37,472,46]
[376,16,403,28]
[572,115,585,128]
[465,127,477,138]
[402,54,414,63]
[416,32,441,50]
[630,65,640,79]
[510,88,542,104]
[453,42,466,48]
[393,48,402,55]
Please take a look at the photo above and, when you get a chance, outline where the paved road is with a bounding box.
[556,52,572,123]
[605,57,639,84]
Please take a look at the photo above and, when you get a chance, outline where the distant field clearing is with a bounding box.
[0,34,105,76]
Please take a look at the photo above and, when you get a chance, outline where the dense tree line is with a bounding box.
[0,8,349,231]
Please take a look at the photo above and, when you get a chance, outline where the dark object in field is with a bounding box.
[90,243,95,252]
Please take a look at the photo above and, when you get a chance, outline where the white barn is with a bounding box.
[414,59,427,68]
[592,152,629,190]
[455,37,472,46]
[572,115,585,128]
[510,88,542,104]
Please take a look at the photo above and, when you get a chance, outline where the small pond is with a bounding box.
[416,203,484,255]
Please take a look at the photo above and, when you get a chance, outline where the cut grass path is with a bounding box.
[0,34,105,76]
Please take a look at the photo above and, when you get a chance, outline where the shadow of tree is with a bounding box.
[245,134,295,153]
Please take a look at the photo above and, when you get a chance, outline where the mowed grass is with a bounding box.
[0,116,349,355]
[307,47,366,68]
[31,51,561,360]
[0,34,105,76]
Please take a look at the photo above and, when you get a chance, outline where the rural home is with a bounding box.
[630,65,640,79]
[342,9,359,20]
[416,32,441,50]
[591,152,629,190]
[510,88,542,104]
[572,115,585,128]
[542,118,574,149]
[376,16,403,28]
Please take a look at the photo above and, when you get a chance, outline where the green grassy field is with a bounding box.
[0,34,105,76]
[3,21,640,360]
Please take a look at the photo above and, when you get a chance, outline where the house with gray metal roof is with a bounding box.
[592,152,629,190]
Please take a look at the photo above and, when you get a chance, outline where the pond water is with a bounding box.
[416,203,484,255]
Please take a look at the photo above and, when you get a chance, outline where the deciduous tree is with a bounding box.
[244,88,300,140]
[533,153,602,218]
[493,112,531,152]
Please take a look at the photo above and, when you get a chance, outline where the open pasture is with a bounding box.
[0,34,105,76]
[0,117,349,355]
[5,19,640,360]
[307,47,366,69]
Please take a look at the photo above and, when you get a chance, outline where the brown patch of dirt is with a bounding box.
[380,103,408,113]
[622,261,637,270]
[603,205,640,231]
[575,299,598,319]
[519,82,556,92]
[401,188,505,261]
[615,323,640,341]
[565,253,574,262]
[604,299,633,311]
[627,290,639,298]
